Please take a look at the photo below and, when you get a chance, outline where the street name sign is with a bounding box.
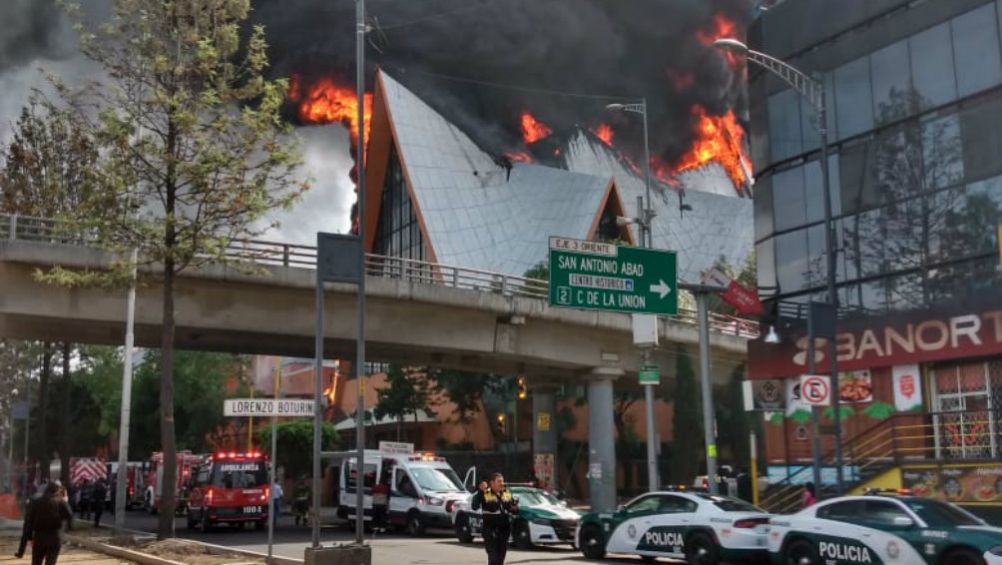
[224,398,315,417]
[548,237,678,315]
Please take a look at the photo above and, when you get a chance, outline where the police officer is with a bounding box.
[470,472,519,565]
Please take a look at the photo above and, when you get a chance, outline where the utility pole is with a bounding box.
[354,0,368,547]
[114,247,138,533]
[681,283,726,495]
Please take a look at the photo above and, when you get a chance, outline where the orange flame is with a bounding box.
[506,151,534,163]
[289,75,373,144]
[521,112,552,144]
[697,13,742,68]
[323,371,339,406]
[671,105,749,191]
[593,123,614,146]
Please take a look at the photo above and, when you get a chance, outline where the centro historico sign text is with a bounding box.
[749,308,1002,379]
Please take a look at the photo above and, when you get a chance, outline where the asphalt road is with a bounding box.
[120,510,683,565]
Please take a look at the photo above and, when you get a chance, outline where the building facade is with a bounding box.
[748,0,1002,503]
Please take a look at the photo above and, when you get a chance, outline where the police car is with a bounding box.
[575,489,770,564]
[767,490,1002,565]
[453,485,582,548]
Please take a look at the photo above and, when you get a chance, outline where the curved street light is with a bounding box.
[713,37,845,494]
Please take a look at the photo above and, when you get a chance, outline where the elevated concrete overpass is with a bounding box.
[0,213,755,511]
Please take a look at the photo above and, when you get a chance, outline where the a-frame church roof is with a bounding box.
[363,70,631,276]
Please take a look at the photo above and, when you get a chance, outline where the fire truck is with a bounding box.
[143,451,204,515]
[185,451,271,531]
[108,461,145,509]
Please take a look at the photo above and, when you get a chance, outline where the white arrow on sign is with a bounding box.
[650,279,672,299]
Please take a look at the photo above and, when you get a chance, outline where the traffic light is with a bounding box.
[496,413,506,436]
[516,376,527,400]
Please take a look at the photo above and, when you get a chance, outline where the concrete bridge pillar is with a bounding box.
[587,367,621,512]
[531,386,558,490]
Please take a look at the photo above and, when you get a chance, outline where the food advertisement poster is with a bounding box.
[892,364,923,411]
[902,465,1002,504]
[838,369,873,403]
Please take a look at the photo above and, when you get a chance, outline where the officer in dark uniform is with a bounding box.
[16,481,72,565]
[470,472,519,565]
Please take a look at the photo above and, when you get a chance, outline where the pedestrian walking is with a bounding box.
[90,480,107,527]
[15,481,73,565]
[271,479,283,521]
[77,480,92,520]
[802,481,817,508]
[470,473,519,565]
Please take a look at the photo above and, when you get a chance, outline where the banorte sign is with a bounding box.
[749,308,1002,379]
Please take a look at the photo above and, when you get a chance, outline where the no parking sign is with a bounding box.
[799,374,831,406]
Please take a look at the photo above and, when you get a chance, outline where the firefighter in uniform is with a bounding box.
[470,472,519,565]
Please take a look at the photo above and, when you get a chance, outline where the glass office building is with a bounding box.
[747,0,1002,494]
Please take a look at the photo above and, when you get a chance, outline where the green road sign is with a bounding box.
[548,237,678,315]
[638,364,660,385]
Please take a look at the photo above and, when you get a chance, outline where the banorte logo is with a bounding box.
[793,337,828,366]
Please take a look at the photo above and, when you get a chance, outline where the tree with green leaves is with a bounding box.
[374,365,433,441]
[426,368,499,444]
[669,344,701,484]
[47,0,305,538]
[257,420,337,480]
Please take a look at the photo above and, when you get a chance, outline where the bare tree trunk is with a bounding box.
[157,115,179,539]
[37,343,51,480]
[157,262,177,539]
[60,343,71,488]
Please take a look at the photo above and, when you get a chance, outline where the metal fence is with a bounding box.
[1,213,758,338]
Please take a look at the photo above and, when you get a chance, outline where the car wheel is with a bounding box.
[942,548,983,565]
[406,511,425,537]
[579,524,606,560]
[455,513,474,544]
[684,532,720,565]
[784,539,819,565]
[513,519,533,549]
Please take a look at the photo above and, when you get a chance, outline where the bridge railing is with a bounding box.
[1,213,757,337]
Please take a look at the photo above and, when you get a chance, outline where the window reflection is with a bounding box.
[951,4,1002,98]
[834,56,875,139]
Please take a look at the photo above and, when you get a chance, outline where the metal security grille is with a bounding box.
[931,360,1002,459]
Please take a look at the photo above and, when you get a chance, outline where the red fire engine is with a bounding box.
[185,451,270,531]
[143,451,204,515]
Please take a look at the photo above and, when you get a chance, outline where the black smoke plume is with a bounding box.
[254,0,753,164]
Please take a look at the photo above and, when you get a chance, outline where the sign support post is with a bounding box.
[268,357,281,562]
[808,304,822,494]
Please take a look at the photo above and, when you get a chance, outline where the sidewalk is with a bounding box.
[0,536,137,565]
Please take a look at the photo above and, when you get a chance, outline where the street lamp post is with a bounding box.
[606,100,659,492]
[6,388,16,491]
[713,38,844,493]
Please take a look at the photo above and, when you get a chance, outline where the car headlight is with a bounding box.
[990,545,1002,556]
[427,497,444,506]
[532,518,552,526]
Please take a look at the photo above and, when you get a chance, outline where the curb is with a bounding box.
[66,533,304,565]
[66,535,189,565]
[192,539,303,565]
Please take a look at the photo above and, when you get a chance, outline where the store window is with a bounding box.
[373,147,426,261]
[909,23,958,110]
[870,39,914,124]
[772,166,806,231]
[922,113,964,191]
[834,55,875,139]
[769,89,804,161]
[931,361,1002,459]
[960,95,1002,182]
[951,3,1002,98]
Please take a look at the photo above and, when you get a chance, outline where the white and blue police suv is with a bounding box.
[575,489,770,564]
[767,492,1002,565]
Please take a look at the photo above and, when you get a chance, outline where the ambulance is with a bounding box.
[185,451,271,531]
[335,442,474,535]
